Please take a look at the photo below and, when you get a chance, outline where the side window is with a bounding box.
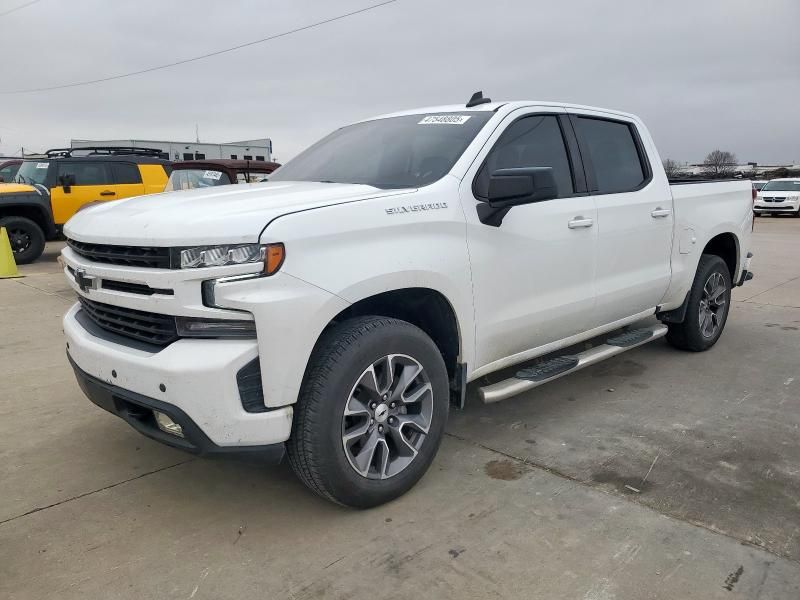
[57,162,112,186]
[474,115,574,199]
[0,164,17,182]
[111,162,142,184]
[574,117,647,194]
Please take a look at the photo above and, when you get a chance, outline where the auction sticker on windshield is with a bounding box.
[203,170,222,180]
[418,115,471,125]
[36,163,48,169]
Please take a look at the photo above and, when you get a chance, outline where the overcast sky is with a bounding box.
[0,0,798,164]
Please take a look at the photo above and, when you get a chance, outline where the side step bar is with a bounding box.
[478,324,668,404]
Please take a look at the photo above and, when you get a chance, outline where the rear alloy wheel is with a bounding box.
[665,254,732,351]
[0,216,46,264]
[287,316,449,508]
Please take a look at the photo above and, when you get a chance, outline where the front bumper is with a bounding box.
[64,303,293,449]
[753,200,800,213]
[69,355,285,462]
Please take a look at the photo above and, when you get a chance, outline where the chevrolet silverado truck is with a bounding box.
[0,147,170,263]
[61,94,755,507]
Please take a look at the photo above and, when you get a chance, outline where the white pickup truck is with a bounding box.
[62,94,755,507]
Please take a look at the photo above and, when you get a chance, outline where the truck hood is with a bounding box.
[64,181,414,245]
[0,183,38,195]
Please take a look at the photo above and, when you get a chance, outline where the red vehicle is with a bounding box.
[164,159,280,191]
[0,159,22,183]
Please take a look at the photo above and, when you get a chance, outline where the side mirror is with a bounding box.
[487,167,558,206]
[58,174,75,193]
[478,167,559,226]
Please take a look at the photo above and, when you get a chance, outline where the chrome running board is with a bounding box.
[478,324,668,404]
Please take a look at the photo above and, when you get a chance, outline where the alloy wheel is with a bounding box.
[699,271,727,338]
[341,354,433,479]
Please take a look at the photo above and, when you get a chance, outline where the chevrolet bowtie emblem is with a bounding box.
[75,269,97,293]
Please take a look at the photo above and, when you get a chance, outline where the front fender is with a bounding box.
[0,189,57,237]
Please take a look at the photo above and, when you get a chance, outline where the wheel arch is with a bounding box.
[701,232,739,281]
[0,197,57,238]
[328,287,463,384]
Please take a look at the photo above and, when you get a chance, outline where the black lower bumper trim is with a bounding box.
[68,353,285,462]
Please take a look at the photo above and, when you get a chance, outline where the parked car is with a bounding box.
[61,95,755,507]
[753,178,800,217]
[0,147,171,263]
[0,159,22,183]
[164,159,280,191]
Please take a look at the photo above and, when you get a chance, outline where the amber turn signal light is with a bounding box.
[264,243,285,275]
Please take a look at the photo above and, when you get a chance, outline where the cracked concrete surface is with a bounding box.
[1,220,799,599]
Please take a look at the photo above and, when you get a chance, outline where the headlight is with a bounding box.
[175,316,256,338]
[179,244,265,269]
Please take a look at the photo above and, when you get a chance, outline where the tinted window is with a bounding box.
[575,117,646,194]
[0,164,19,182]
[474,115,574,198]
[271,112,493,189]
[57,162,111,185]
[111,162,142,184]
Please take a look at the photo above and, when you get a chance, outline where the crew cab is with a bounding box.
[0,147,170,263]
[753,178,800,216]
[61,94,754,507]
[165,159,280,191]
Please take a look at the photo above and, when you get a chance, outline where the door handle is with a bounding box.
[568,217,594,229]
[651,207,671,218]
[100,190,116,197]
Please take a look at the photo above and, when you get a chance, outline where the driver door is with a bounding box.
[50,161,115,224]
[460,109,598,371]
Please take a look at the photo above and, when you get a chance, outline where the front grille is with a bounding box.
[78,297,178,346]
[67,239,171,269]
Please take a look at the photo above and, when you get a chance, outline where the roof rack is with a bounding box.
[45,146,166,158]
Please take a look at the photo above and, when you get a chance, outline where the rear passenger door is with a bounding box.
[110,162,146,199]
[570,112,673,326]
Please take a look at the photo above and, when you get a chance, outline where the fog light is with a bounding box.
[154,410,184,438]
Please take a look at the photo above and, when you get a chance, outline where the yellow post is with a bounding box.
[0,226,21,278]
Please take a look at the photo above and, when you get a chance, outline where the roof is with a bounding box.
[23,155,171,165]
[172,159,280,172]
[767,177,800,182]
[366,100,639,123]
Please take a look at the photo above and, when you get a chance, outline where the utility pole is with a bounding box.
[195,123,199,143]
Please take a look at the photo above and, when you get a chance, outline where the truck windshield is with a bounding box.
[761,180,800,192]
[15,160,50,186]
[270,112,494,189]
[165,169,232,191]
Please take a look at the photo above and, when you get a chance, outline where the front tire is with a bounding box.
[287,316,449,508]
[665,254,732,352]
[0,216,46,264]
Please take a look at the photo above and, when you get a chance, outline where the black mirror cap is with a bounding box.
[486,167,558,207]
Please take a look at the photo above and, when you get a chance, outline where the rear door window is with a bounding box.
[573,117,648,194]
[57,162,112,185]
[111,162,142,184]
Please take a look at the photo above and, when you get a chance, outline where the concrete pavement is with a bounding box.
[1,219,798,599]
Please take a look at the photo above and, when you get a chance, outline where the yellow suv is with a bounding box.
[0,147,170,263]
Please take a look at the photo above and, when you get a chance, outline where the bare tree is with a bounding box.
[703,150,738,178]
[662,158,684,179]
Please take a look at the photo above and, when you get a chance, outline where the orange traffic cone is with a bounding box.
[0,226,21,278]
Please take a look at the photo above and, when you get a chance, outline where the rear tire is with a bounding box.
[665,254,732,352]
[287,316,449,508]
[0,216,45,264]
